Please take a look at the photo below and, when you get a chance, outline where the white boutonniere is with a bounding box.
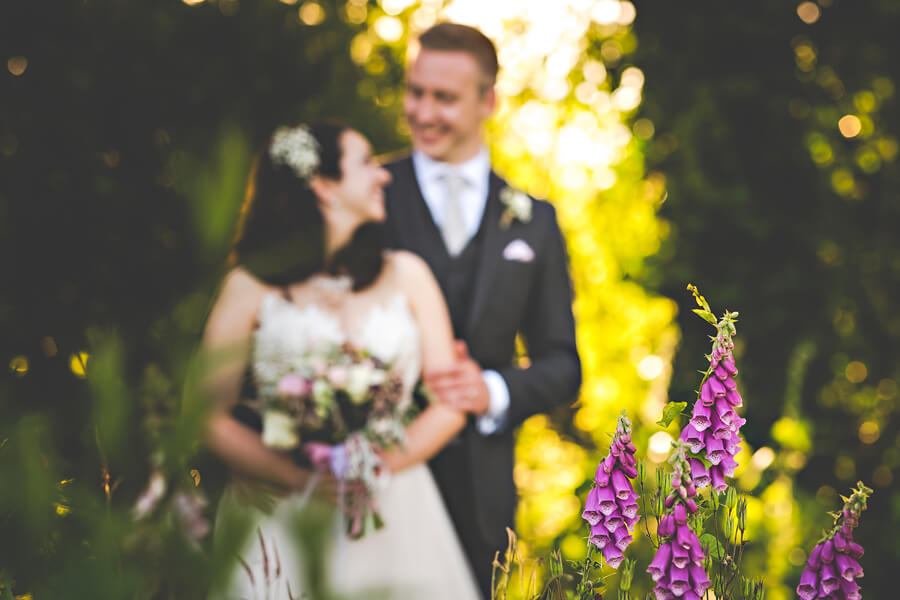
[499,186,533,229]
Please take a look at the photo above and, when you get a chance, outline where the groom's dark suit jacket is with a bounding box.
[383,155,581,588]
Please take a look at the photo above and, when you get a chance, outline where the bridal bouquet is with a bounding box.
[252,342,407,537]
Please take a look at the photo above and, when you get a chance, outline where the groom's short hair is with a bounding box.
[417,23,498,89]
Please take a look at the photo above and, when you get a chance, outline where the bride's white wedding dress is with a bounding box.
[210,273,481,600]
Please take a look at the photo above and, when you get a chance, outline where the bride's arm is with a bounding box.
[380,252,466,473]
[200,268,312,491]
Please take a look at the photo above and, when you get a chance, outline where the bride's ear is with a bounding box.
[308,175,333,211]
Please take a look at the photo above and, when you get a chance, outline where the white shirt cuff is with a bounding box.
[476,370,510,435]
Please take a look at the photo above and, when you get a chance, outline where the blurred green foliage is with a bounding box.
[1,0,897,598]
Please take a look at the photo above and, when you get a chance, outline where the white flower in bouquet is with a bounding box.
[347,362,377,404]
[262,409,299,449]
[326,365,350,388]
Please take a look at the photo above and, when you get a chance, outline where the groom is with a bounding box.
[383,23,582,598]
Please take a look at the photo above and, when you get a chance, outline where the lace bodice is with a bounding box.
[251,274,422,411]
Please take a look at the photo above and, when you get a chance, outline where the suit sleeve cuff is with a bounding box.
[476,370,510,435]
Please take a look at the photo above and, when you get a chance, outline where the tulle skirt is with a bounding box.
[210,464,481,599]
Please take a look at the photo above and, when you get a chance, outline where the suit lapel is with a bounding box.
[392,157,449,271]
[465,172,507,337]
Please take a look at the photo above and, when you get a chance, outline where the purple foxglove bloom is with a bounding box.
[680,592,700,600]
[596,484,617,516]
[589,524,610,549]
[582,486,602,526]
[721,357,737,375]
[847,540,864,558]
[724,375,737,391]
[707,376,726,397]
[605,515,624,533]
[647,541,672,582]
[611,469,632,500]
[725,389,742,407]
[832,531,848,552]
[821,539,835,564]
[840,577,861,600]
[620,500,639,519]
[820,562,840,595]
[714,364,729,380]
[614,525,633,551]
[704,437,726,465]
[720,453,739,478]
[700,380,715,406]
[708,464,725,491]
[668,564,690,596]
[603,544,624,568]
[796,566,818,600]
[714,398,734,425]
[835,553,863,581]
[671,538,690,569]
[653,585,674,600]
[620,451,637,468]
[689,403,712,432]
[680,424,706,453]
[674,503,687,525]
[621,462,638,479]
[658,514,676,538]
[689,459,710,488]
[689,563,710,595]
[807,542,823,569]
[724,432,741,454]
[684,497,698,514]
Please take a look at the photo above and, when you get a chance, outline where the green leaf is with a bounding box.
[692,309,718,325]
[657,401,688,428]
[700,533,726,561]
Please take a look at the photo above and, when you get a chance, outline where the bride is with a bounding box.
[202,122,481,599]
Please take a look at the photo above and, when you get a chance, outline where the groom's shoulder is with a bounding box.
[493,175,560,228]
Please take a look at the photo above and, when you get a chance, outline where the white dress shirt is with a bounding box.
[411,149,511,434]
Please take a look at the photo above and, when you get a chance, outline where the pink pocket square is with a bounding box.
[502,239,535,263]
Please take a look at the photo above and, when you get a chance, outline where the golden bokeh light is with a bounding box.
[381,0,416,16]
[7,56,28,76]
[181,0,204,5]
[796,2,821,25]
[69,352,90,378]
[633,118,654,139]
[373,15,404,41]
[279,0,299,5]
[637,355,664,380]
[857,421,880,444]
[647,431,673,463]
[872,465,893,487]
[299,1,325,26]
[9,355,29,376]
[751,446,776,470]
[838,114,862,138]
[844,360,867,383]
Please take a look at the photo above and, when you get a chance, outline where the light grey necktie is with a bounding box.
[440,171,468,256]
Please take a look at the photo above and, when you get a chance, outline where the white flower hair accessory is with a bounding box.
[270,125,320,180]
[499,185,533,229]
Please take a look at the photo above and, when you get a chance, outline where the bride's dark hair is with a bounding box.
[228,121,385,291]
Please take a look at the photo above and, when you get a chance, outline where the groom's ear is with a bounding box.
[479,85,497,118]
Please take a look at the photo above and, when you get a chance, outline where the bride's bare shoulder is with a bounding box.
[385,250,434,284]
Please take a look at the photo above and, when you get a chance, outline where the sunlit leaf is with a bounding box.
[692,309,718,325]
[657,401,688,428]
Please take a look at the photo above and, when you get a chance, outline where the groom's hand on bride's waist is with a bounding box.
[423,341,491,416]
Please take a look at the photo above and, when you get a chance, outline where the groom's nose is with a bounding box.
[410,95,438,125]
